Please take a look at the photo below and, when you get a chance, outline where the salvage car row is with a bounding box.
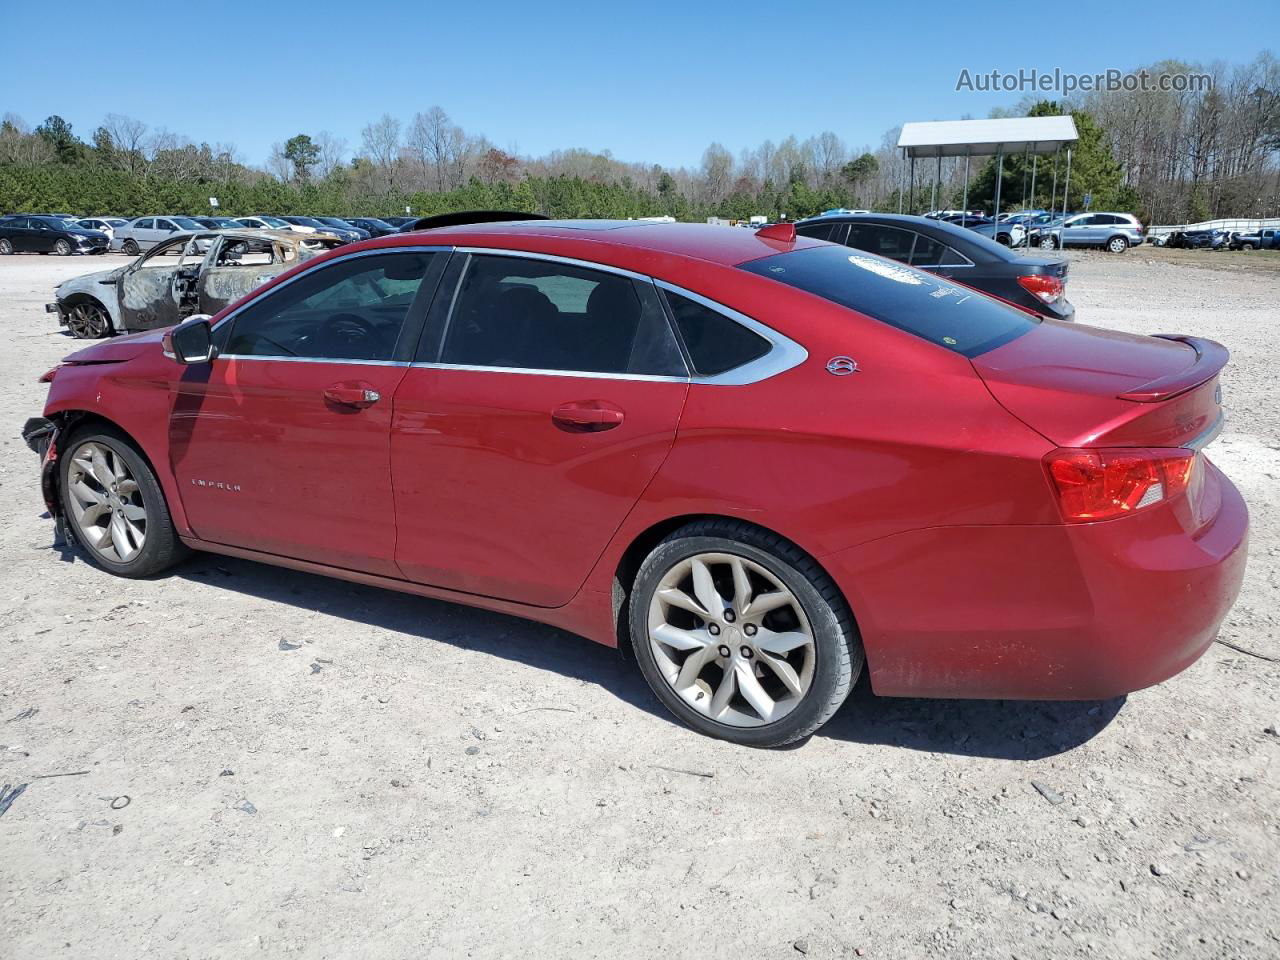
[0,213,417,256]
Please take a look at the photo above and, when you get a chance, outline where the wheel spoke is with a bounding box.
[735,663,775,721]
[90,449,115,489]
[68,479,104,510]
[117,478,139,496]
[674,645,714,692]
[729,557,753,614]
[657,586,709,619]
[651,623,710,652]
[690,557,724,615]
[110,513,134,560]
[122,503,146,522]
[756,629,810,655]
[708,667,737,719]
[78,501,110,527]
[744,590,791,618]
[759,653,804,698]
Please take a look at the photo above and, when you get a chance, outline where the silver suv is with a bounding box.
[1039,212,1144,253]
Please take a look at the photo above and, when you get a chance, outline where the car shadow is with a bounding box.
[814,677,1124,758]
[165,553,1125,759]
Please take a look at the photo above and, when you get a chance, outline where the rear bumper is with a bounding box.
[825,461,1248,700]
[46,302,67,326]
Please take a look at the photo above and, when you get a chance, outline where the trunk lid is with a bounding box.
[972,320,1226,448]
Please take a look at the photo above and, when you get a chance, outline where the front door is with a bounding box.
[170,249,445,576]
[391,252,689,606]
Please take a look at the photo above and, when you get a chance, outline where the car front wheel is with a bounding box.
[629,519,862,747]
[60,427,187,578]
[54,238,72,256]
[1038,235,1057,250]
[65,300,112,339]
[1107,236,1128,253]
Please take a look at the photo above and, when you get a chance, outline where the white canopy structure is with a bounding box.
[895,115,1080,231]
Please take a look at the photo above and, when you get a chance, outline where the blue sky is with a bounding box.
[3,1,1274,169]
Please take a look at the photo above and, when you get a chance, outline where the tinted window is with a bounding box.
[663,290,770,376]
[441,255,683,375]
[5,218,29,229]
[224,252,435,361]
[796,221,837,241]
[135,219,154,230]
[846,223,914,262]
[738,244,1038,357]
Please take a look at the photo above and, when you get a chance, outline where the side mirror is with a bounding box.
[164,315,216,365]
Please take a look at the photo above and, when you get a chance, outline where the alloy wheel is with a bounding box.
[55,239,72,256]
[0,239,12,255]
[1108,237,1127,253]
[123,240,139,256]
[66,301,110,338]
[1039,236,1056,250]
[66,440,147,563]
[647,552,816,727]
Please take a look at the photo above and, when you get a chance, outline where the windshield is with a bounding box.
[291,217,328,228]
[738,244,1039,358]
[172,217,204,230]
[318,217,352,227]
[259,216,290,228]
[361,218,393,229]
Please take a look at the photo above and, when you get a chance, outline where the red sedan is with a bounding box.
[26,216,1248,746]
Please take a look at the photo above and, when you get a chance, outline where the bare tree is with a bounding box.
[101,113,149,175]
[361,114,402,192]
[314,131,348,180]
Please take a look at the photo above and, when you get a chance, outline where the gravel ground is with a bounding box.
[1,249,1277,960]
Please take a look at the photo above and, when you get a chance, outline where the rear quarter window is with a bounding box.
[738,244,1038,357]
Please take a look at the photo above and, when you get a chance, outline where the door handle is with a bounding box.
[323,384,381,409]
[552,401,624,433]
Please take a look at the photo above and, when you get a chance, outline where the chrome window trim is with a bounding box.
[218,354,411,367]
[454,246,651,283]
[654,279,808,386]
[206,244,453,364]
[1182,410,1224,451]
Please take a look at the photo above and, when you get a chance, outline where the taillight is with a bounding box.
[1017,274,1064,303]
[1045,448,1196,522]
[38,366,59,383]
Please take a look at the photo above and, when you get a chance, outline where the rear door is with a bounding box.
[2,218,33,252]
[390,251,689,606]
[171,249,446,575]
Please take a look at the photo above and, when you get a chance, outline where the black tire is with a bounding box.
[1038,235,1057,250]
[59,425,188,578]
[122,239,139,256]
[628,519,863,747]
[0,238,12,255]
[1241,243,1254,251]
[1106,236,1128,254]
[996,233,1011,246]
[54,238,72,256]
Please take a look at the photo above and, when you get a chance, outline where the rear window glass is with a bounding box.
[738,244,1038,357]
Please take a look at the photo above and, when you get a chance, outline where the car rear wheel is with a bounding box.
[66,300,112,339]
[1038,235,1057,250]
[54,238,72,256]
[122,239,139,256]
[629,519,863,747]
[1106,236,1128,254]
[0,239,12,255]
[1241,243,1254,251]
[60,427,187,578]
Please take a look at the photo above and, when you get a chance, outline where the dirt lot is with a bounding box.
[1,250,1277,959]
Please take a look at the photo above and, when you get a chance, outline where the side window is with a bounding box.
[224,252,436,361]
[909,233,946,267]
[846,224,914,262]
[935,244,970,267]
[663,290,770,377]
[135,219,153,230]
[796,221,837,241]
[7,218,29,230]
[440,255,684,376]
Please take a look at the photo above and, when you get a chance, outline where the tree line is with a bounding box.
[1,51,1276,224]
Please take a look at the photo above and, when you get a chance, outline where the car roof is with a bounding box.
[386,219,828,268]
